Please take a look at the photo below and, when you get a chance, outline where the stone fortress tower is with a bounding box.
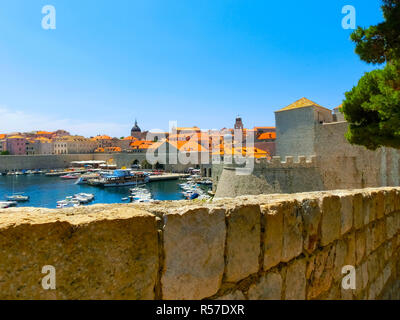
[213,98,400,198]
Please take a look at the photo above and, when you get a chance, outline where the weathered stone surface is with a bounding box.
[282,200,303,262]
[355,230,366,265]
[362,192,373,226]
[320,195,341,246]
[306,245,335,299]
[162,207,226,300]
[247,272,282,300]
[384,190,396,215]
[225,204,261,282]
[386,214,397,240]
[339,194,353,235]
[216,290,246,300]
[367,251,380,283]
[334,240,348,282]
[300,199,321,254]
[284,259,306,300]
[374,191,385,220]
[262,204,283,271]
[353,193,364,230]
[372,220,386,251]
[0,207,159,300]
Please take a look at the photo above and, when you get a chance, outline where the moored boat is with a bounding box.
[6,194,29,202]
[91,170,150,187]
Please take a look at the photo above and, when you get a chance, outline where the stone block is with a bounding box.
[300,198,321,254]
[306,245,335,299]
[374,191,385,220]
[262,204,283,271]
[386,214,397,240]
[353,193,364,230]
[284,259,306,300]
[225,204,261,282]
[362,192,373,226]
[361,261,369,290]
[355,230,366,265]
[0,207,159,300]
[320,195,341,246]
[372,220,386,250]
[162,207,226,300]
[340,194,353,235]
[367,251,379,283]
[281,200,303,262]
[384,189,395,215]
[247,272,282,300]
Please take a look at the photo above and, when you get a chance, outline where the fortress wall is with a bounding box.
[213,156,320,198]
[315,122,400,190]
[1,187,400,300]
[0,153,148,171]
[0,154,94,171]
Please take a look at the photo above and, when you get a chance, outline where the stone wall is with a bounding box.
[1,187,399,300]
[0,153,198,172]
[214,122,400,198]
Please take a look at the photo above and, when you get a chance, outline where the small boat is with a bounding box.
[121,197,129,201]
[6,194,29,202]
[73,193,95,203]
[0,201,17,208]
[60,174,80,179]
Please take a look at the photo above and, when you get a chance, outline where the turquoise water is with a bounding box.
[0,175,188,209]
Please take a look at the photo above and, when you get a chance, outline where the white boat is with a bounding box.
[0,201,18,208]
[73,193,95,203]
[6,194,29,202]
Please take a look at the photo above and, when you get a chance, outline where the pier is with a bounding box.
[148,173,190,182]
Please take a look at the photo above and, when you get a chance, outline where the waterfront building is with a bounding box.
[53,135,97,154]
[0,138,6,154]
[26,137,54,155]
[5,135,27,155]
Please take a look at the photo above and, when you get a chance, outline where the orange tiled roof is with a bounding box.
[92,135,112,140]
[276,97,330,113]
[0,134,6,139]
[36,131,53,135]
[35,137,52,142]
[257,132,276,140]
[7,135,25,139]
[253,126,275,130]
[123,136,138,141]
[169,140,208,152]
[130,140,154,147]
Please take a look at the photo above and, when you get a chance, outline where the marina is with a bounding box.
[0,171,212,209]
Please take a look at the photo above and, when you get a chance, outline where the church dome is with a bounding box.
[131,120,141,133]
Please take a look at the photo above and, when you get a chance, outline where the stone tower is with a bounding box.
[234,116,244,130]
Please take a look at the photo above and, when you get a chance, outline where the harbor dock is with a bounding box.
[148,173,190,182]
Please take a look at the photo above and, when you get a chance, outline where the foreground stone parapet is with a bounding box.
[161,206,226,300]
[0,187,400,300]
[225,204,261,282]
[0,206,159,300]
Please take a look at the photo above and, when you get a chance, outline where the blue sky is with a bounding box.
[0,0,384,136]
